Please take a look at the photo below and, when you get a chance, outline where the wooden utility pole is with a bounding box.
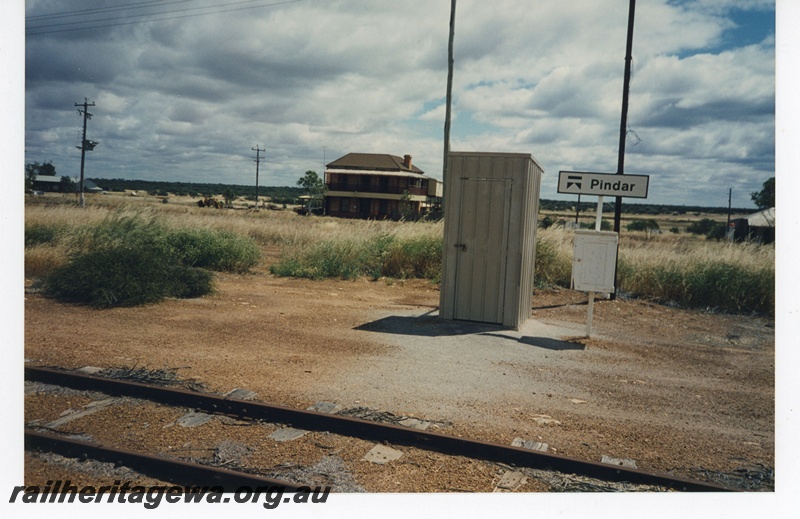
[726,188,733,239]
[443,0,457,190]
[727,188,732,225]
[75,98,96,208]
[252,145,264,210]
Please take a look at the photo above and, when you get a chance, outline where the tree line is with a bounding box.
[75,177,762,214]
[88,178,306,204]
[29,161,772,215]
[538,199,755,216]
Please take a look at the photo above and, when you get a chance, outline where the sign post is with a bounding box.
[560,171,649,337]
[558,171,649,199]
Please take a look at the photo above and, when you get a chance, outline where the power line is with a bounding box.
[26,0,301,35]
[26,0,190,22]
[28,0,263,29]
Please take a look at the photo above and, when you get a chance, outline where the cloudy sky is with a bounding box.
[22,0,775,207]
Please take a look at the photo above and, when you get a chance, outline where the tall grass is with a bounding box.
[27,206,260,307]
[617,238,774,314]
[536,228,774,315]
[534,232,572,288]
[168,228,261,273]
[25,197,774,314]
[270,230,442,281]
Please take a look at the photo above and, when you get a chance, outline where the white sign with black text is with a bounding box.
[558,171,649,199]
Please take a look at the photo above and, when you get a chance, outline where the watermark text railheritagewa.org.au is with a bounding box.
[9,480,331,509]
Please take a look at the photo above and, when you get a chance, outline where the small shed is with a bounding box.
[732,207,775,243]
[440,152,542,329]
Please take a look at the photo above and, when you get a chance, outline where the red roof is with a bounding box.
[326,153,424,174]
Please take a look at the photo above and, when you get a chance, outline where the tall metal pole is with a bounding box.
[252,145,264,210]
[75,98,95,208]
[614,0,636,232]
[443,0,457,190]
[611,0,636,300]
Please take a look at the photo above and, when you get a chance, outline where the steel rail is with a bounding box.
[26,366,738,492]
[25,429,308,492]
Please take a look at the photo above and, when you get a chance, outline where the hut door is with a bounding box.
[451,178,513,324]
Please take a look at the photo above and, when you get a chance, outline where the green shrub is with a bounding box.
[25,223,64,247]
[617,259,773,315]
[682,261,773,313]
[305,240,367,280]
[364,233,395,279]
[687,218,722,237]
[705,223,728,241]
[168,228,261,273]
[271,239,366,280]
[168,264,216,299]
[270,233,442,282]
[381,235,442,280]
[626,219,660,232]
[42,243,213,308]
[580,220,612,231]
[39,214,259,308]
[268,256,306,278]
[539,215,555,229]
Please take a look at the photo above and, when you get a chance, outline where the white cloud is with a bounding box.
[686,0,774,14]
[23,0,775,206]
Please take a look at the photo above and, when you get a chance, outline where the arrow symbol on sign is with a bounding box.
[566,175,582,190]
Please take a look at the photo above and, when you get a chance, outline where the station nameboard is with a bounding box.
[558,171,649,199]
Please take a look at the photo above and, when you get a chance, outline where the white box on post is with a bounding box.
[572,230,618,337]
[572,230,619,293]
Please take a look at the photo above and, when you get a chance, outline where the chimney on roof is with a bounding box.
[403,154,412,169]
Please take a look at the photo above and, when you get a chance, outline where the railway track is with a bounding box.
[24,366,739,492]
[25,429,309,492]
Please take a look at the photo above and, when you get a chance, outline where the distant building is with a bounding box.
[30,175,66,192]
[31,176,102,193]
[731,207,775,244]
[323,153,442,220]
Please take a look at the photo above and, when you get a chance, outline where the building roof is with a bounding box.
[747,207,775,227]
[32,175,64,184]
[325,168,438,182]
[33,176,101,190]
[326,153,424,174]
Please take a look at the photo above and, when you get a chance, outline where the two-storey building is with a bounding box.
[324,153,442,220]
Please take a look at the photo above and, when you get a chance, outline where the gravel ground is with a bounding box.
[23,266,774,492]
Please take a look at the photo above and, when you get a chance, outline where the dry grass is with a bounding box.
[618,235,773,313]
[39,195,442,247]
[25,195,444,247]
[536,227,774,269]
[24,244,70,279]
[24,195,443,274]
[535,227,774,314]
[25,194,774,314]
